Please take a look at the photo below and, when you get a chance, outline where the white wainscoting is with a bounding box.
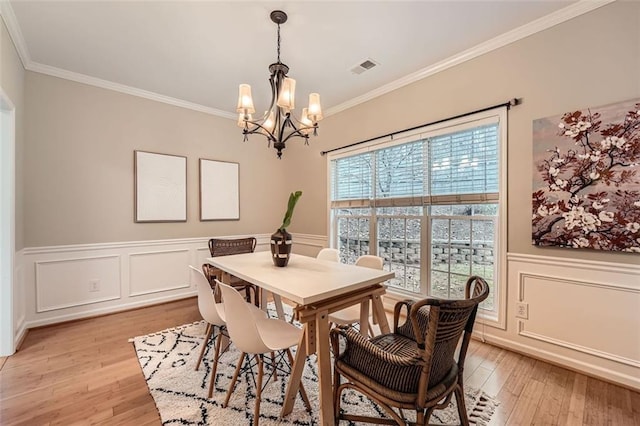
[498,253,640,390]
[19,233,326,330]
[35,254,121,312]
[129,250,189,297]
[13,249,26,349]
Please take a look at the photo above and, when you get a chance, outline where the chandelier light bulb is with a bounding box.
[308,93,323,121]
[300,108,313,135]
[276,77,296,112]
[263,111,276,134]
[237,84,255,114]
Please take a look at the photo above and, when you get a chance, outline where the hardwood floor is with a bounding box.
[0,298,638,425]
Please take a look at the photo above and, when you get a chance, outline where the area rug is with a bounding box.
[131,313,498,425]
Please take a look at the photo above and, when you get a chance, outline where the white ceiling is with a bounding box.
[4,0,602,119]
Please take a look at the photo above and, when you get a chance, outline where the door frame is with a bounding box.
[0,86,16,356]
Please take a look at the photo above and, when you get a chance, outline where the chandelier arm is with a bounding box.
[279,127,311,145]
[243,120,276,141]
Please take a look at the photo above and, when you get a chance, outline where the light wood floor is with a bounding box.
[0,298,638,425]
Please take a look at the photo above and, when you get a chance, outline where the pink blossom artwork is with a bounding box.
[532,98,640,252]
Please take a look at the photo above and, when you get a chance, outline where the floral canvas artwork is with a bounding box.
[532,98,640,252]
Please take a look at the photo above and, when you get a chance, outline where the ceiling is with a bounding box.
[3,0,597,119]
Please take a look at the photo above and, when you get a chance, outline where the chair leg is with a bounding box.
[454,385,470,426]
[253,355,264,426]
[271,352,278,381]
[417,409,426,425]
[223,352,246,408]
[208,326,225,398]
[333,369,342,423]
[285,349,311,412]
[195,323,213,371]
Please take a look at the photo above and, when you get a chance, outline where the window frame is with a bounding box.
[326,108,508,329]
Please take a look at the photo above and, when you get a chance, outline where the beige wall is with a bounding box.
[24,72,294,247]
[1,18,25,250]
[289,1,640,265]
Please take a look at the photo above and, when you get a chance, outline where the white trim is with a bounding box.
[24,291,197,329]
[326,0,616,116]
[0,87,16,356]
[22,234,269,255]
[26,62,236,119]
[127,248,191,297]
[518,321,640,369]
[0,0,614,119]
[518,271,640,297]
[290,233,326,249]
[516,271,640,368]
[507,252,640,275]
[480,332,640,391]
[34,255,122,313]
[0,1,30,68]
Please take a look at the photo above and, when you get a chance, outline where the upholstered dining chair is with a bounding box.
[330,275,490,426]
[328,254,383,336]
[203,237,259,305]
[190,265,267,398]
[217,281,312,426]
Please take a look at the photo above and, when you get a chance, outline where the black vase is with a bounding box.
[270,229,292,267]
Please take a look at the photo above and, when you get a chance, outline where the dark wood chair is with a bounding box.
[202,237,259,306]
[330,275,490,425]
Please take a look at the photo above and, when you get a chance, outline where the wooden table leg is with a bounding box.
[315,309,334,426]
[281,324,308,417]
[359,298,370,336]
[371,293,390,334]
[272,293,286,319]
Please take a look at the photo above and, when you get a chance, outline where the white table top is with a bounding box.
[207,251,394,306]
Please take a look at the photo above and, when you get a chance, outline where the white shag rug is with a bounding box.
[132,314,498,425]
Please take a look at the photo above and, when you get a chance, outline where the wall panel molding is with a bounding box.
[35,254,121,312]
[128,249,190,297]
[507,252,640,390]
[479,331,640,390]
[19,233,325,328]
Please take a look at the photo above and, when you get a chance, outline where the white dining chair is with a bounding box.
[316,247,340,262]
[327,255,384,336]
[190,266,267,398]
[217,281,311,426]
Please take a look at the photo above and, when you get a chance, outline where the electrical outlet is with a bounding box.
[515,302,528,319]
[89,279,100,292]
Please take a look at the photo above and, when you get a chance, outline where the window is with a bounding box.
[329,110,506,325]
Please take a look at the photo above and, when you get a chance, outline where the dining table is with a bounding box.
[207,250,394,426]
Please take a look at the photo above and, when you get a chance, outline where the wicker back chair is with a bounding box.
[330,275,490,426]
[202,237,259,306]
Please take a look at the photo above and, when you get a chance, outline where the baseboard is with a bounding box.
[24,290,197,329]
[480,331,640,391]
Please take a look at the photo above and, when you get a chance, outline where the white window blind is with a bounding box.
[429,124,498,196]
[375,140,425,199]
[331,152,372,201]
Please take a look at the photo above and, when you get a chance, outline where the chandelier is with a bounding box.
[236,10,323,159]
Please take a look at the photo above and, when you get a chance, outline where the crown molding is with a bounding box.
[2,0,616,120]
[325,0,616,116]
[26,61,236,119]
[0,0,31,68]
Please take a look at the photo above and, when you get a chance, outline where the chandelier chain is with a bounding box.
[276,23,281,63]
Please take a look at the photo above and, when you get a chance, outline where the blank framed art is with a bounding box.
[134,150,187,222]
[199,159,239,221]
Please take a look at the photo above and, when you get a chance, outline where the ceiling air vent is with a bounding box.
[350,58,379,75]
